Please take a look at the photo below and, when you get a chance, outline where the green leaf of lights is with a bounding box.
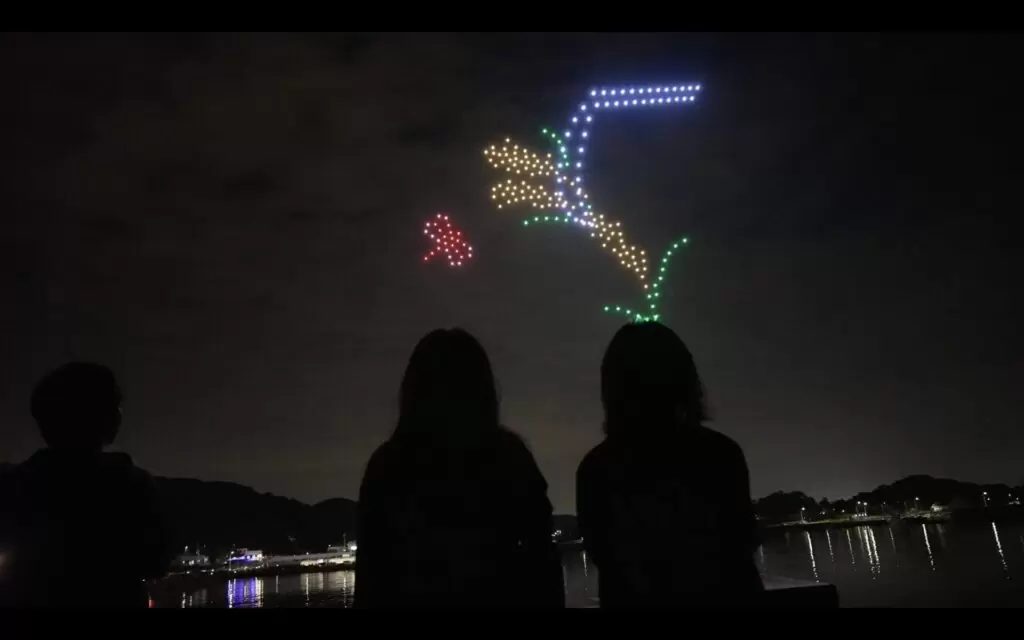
[602,305,651,324]
[542,127,570,170]
[522,214,571,226]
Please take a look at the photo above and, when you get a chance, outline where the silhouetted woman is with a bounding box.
[576,322,763,608]
[354,328,564,608]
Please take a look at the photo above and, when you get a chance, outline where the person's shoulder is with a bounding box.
[100,451,151,477]
[364,439,397,473]
[494,426,548,485]
[494,426,541,466]
[576,439,611,478]
[495,424,531,451]
[100,451,142,471]
[691,425,748,465]
[97,453,161,500]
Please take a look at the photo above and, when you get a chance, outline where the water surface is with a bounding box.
[170,521,1024,607]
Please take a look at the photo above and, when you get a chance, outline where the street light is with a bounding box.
[800,506,807,523]
[982,491,988,508]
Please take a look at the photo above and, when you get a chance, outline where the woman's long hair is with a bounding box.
[393,328,500,442]
[601,322,709,439]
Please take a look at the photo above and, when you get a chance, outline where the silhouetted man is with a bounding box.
[0,363,171,608]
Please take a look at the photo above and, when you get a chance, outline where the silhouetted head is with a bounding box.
[601,322,708,438]
[30,362,122,451]
[395,328,499,440]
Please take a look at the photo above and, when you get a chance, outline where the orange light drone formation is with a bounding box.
[484,82,702,323]
[422,213,474,268]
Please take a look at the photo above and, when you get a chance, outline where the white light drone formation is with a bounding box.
[484,82,702,323]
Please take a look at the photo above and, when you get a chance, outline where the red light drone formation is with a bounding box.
[484,82,702,323]
[423,213,474,268]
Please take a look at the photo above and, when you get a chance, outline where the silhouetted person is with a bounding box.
[576,323,763,608]
[0,363,171,608]
[354,329,564,608]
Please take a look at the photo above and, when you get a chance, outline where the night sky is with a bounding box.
[2,33,1020,513]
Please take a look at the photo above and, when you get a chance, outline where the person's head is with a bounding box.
[395,328,500,440]
[30,362,122,451]
[601,321,709,438]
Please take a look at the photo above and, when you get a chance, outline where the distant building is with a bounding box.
[266,544,355,568]
[227,548,264,565]
[175,552,210,568]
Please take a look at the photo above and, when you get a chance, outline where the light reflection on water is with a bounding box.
[993,522,1009,576]
[176,570,356,608]
[805,531,819,582]
[171,521,1024,608]
[757,520,1024,607]
[922,523,936,570]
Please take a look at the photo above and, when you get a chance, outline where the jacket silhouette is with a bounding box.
[1,449,169,607]
[0,362,170,608]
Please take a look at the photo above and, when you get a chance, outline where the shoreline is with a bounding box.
[765,507,1024,531]
[152,541,587,605]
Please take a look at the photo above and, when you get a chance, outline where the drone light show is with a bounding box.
[484,83,703,323]
[422,213,474,268]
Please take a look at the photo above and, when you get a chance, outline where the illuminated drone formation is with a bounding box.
[423,213,474,268]
[484,82,702,322]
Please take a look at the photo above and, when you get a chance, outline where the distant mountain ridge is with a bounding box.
[3,463,1018,551]
[0,462,356,555]
[152,476,358,556]
[755,474,1023,523]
